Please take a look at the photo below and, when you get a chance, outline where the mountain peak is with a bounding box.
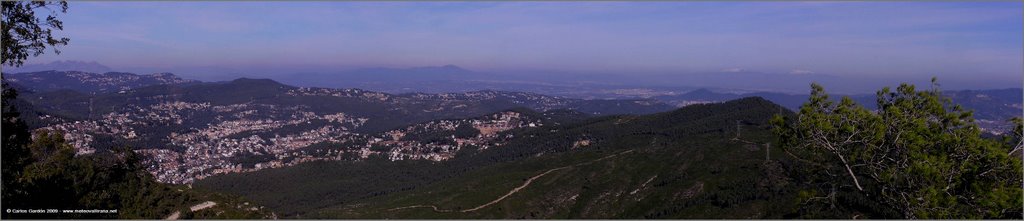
[2,60,113,74]
[411,64,471,73]
[147,72,177,77]
[229,78,288,87]
[232,77,278,83]
[4,70,197,93]
[685,88,715,95]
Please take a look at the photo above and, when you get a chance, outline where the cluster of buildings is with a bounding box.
[286,87,393,102]
[33,89,556,184]
[373,111,543,161]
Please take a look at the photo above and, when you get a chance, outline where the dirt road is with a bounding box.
[164,201,217,220]
[390,149,635,213]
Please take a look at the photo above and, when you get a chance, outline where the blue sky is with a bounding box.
[26,1,1024,88]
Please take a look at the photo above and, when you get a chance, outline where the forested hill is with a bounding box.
[194,97,798,218]
[655,88,1023,134]
[2,70,199,93]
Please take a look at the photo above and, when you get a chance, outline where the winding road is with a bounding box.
[389,149,635,213]
[164,201,217,220]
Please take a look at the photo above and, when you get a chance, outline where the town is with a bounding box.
[39,97,544,184]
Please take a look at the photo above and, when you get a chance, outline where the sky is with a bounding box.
[22,1,1024,90]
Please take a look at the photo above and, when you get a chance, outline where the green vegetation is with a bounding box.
[312,131,793,219]
[771,79,1023,219]
[454,122,480,139]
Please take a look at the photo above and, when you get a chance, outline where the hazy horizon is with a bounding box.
[7,1,1023,93]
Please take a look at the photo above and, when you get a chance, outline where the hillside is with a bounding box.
[194,97,799,218]
[2,70,198,93]
[2,60,114,74]
[655,88,1023,133]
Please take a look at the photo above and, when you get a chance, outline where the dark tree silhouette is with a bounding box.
[2,1,70,67]
[1,0,69,210]
[1,80,32,210]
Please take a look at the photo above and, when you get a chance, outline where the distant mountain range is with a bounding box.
[292,64,474,83]
[7,61,1016,99]
[277,65,484,93]
[4,70,1018,134]
[2,60,114,74]
[655,88,1022,134]
[3,70,198,93]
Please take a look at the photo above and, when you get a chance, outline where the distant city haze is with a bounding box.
[7,1,1023,93]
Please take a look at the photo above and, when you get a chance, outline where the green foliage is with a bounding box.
[1,1,70,67]
[2,81,34,206]
[771,80,1023,219]
[454,123,480,139]
[1006,117,1022,155]
[9,130,180,218]
[312,131,797,219]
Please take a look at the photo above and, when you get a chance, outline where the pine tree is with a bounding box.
[771,79,1023,218]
